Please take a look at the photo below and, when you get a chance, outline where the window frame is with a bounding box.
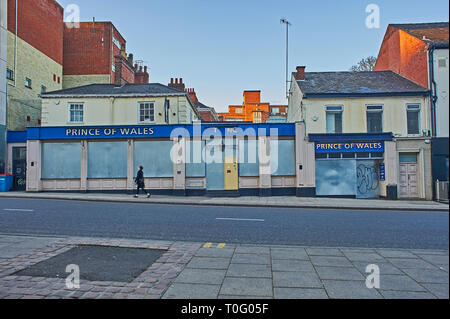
[138,102,155,123]
[68,103,84,124]
[6,68,14,81]
[366,104,383,133]
[25,77,32,89]
[406,104,421,136]
[325,105,343,134]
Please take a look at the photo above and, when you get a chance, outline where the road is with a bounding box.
[0,198,448,249]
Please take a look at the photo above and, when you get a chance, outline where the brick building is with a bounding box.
[218,91,287,123]
[63,21,149,89]
[375,22,449,187]
[168,78,219,122]
[6,0,64,131]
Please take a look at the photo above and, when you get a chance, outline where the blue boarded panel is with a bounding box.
[42,143,81,179]
[88,142,127,178]
[134,141,174,178]
[270,139,296,176]
[239,139,259,177]
[186,140,206,177]
[316,160,356,196]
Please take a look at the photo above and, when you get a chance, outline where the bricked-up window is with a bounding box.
[69,103,84,123]
[6,69,14,80]
[25,78,32,88]
[139,102,155,122]
[41,85,47,94]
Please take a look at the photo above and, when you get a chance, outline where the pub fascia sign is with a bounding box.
[315,141,384,153]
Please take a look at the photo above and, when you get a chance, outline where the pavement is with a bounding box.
[0,192,448,211]
[0,234,448,299]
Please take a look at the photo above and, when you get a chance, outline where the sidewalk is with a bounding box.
[0,192,448,212]
[0,234,448,299]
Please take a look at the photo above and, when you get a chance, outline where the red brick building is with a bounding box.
[168,78,219,122]
[63,21,149,88]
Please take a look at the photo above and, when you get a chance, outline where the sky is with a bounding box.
[57,0,449,112]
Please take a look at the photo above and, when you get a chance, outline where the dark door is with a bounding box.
[12,147,27,191]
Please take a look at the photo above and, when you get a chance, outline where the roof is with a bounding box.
[295,70,429,98]
[41,83,188,98]
[391,22,449,48]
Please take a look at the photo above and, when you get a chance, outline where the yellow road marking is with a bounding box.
[203,243,212,248]
[217,243,226,249]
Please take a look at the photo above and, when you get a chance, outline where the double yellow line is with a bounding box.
[203,243,226,249]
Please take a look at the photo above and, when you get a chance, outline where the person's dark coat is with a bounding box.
[135,170,145,187]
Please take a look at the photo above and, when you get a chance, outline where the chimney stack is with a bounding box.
[295,66,306,81]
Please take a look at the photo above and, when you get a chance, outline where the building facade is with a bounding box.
[0,0,7,172]
[374,22,449,189]
[288,66,432,199]
[40,83,200,126]
[6,0,64,131]
[219,91,287,123]
[63,21,149,89]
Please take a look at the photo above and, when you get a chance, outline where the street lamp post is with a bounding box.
[280,18,291,100]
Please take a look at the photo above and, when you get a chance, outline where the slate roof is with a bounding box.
[391,22,449,48]
[296,70,429,98]
[41,83,188,98]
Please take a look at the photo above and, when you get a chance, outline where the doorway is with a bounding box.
[12,147,27,191]
[399,153,419,198]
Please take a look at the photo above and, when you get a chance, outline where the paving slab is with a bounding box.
[401,268,449,284]
[274,288,328,299]
[173,269,226,285]
[352,262,403,275]
[323,280,383,299]
[316,266,365,281]
[234,246,270,255]
[379,274,427,292]
[220,277,273,297]
[162,283,221,299]
[306,248,343,256]
[270,248,309,261]
[194,248,235,258]
[387,258,438,270]
[226,264,272,278]
[231,253,271,265]
[271,259,315,272]
[273,271,322,288]
[420,283,449,299]
[379,290,437,299]
[310,256,353,267]
[343,252,386,263]
[186,257,230,270]
[376,250,419,258]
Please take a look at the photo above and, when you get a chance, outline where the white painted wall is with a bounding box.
[433,48,449,137]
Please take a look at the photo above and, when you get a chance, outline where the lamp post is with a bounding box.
[280,19,291,100]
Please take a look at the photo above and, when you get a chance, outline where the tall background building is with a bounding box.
[0,0,8,173]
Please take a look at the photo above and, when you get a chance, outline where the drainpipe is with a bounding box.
[428,44,437,137]
[8,0,17,88]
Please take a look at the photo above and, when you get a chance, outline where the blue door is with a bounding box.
[205,139,225,191]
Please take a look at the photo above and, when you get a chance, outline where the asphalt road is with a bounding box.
[0,198,448,249]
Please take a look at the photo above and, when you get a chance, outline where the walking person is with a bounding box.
[134,166,151,198]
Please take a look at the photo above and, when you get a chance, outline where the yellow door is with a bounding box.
[224,157,238,190]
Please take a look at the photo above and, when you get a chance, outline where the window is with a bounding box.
[69,103,84,123]
[41,85,47,94]
[271,107,280,115]
[366,105,383,133]
[139,102,155,122]
[438,59,447,68]
[326,106,343,134]
[234,108,243,114]
[407,104,420,135]
[6,69,14,80]
[25,78,32,88]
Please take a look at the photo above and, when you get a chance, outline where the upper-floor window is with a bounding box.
[68,103,84,123]
[139,102,155,122]
[326,105,343,134]
[41,85,47,94]
[25,78,32,89]
[271,107,280,115]
[6,69,14,80]
[366,105,383,133]
[235,108,243,114]
[407,104,421,135]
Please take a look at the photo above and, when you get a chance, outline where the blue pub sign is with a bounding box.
[315,141,385,153]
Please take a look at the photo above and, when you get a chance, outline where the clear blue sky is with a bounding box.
[57,0,449,112]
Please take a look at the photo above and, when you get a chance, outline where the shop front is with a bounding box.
[309,133,395,199]
[24,123,298,196]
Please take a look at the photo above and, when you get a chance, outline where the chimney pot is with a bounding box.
[296,66,306,81]
[170,78,174,84]
[144,66,147,73]
[175,79,178,84]
[139,66,143,72]
[180,78,183,84]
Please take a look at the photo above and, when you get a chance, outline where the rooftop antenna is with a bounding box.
[280,18,291,100]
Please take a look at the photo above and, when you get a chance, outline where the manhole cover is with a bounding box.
[15,245,166,283]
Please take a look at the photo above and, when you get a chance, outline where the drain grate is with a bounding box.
[15,245,166,283]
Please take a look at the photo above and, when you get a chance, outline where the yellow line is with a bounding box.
[217,243,226,249]
[203,243,212,248]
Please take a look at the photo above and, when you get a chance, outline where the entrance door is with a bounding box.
[399,153,419,198]
[12,147,27,191]
[399,163,419,198]
[356,160,380,199]
[205,139,225,191]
